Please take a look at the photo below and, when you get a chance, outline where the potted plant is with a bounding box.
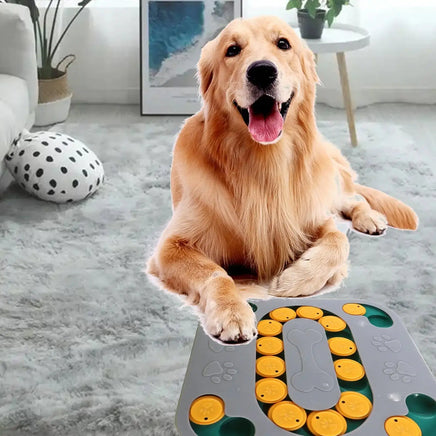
[286,0,350,39]
[7,0,93,125]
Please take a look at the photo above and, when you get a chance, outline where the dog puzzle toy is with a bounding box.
[176,298,436,435]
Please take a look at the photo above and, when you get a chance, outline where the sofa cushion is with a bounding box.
[0,4,38,112]
[0,74,29,127]
[0,74,29,159]
[0,102,19,159]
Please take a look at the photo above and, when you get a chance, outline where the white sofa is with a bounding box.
[0,3,38,192]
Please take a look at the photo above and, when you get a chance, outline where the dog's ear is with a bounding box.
[197,40,215,97]
[301,48,320,85]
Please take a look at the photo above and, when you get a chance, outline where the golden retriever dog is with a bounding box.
[147,16,418,343]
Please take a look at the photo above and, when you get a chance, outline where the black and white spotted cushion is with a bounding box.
[4,131,104,203]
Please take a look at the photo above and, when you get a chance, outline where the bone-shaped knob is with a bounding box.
[284,319,341,410]
[288,329,335,392]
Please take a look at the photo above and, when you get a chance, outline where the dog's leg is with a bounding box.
[148,236,257,343]
[354,184,418,231]
[269,218,349,297]
[341,193,388,235]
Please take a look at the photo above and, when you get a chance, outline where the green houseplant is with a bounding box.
[7,0,93,125]
[286,0,350,39]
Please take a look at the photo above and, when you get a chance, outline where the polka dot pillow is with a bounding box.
[4,131,104,203]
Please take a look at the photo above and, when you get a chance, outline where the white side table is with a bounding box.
[298,24,370,147]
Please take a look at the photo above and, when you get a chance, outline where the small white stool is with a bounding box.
[298,24,370,147]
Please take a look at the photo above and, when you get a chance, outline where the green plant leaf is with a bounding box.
[286,0,302,10]
[326,8,335,26]
[305,0,320,18]
[48,0,62,61]
[330,0,345,15]
[49,0,93,64]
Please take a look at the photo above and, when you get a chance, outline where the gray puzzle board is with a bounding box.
[176,298,436,436]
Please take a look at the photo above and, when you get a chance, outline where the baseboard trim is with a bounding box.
[317,87,436,109]
[71,87,436,108]
[72,88,141,105]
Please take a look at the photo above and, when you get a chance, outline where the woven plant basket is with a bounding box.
[38,55,75,104]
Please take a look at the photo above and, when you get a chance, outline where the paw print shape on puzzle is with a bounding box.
[203,361,238,384]
[372,335,402,353]
[383,361,416,383]
[208,339,235,353]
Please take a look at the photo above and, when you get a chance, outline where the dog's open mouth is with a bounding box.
[234,93,293,144]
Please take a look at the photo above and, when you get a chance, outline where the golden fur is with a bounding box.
[148,16,418,343]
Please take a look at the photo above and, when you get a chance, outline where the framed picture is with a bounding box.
[140,0,242,115]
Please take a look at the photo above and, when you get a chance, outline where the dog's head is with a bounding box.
[198,16,318,145]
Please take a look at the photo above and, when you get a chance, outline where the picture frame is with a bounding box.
[140,0,242,115]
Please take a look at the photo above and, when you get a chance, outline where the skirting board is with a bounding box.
[316,87,436,109]
[71,87,436,109]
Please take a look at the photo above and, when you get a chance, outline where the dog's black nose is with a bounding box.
[246,61,278,89]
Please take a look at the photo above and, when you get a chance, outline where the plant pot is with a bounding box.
[35,55,75,126]
[38,68,71,103]
[35,93,73,127]
[298,9,326,39]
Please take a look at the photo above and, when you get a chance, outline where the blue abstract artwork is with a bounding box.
[148,1,234,87]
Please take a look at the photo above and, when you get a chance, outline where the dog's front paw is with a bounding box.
[269,264,327,298]
[204,298,257,344]
[269,246,348,297]
[352,209,388,235]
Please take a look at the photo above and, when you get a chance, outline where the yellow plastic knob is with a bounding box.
[319,315,347,332]
[342,303,366,316]
[256,355,286,378]
[328,337,357,357]
[269,307,296,322]
[255,378,287,404]
[256,337,284,356]
[307,409,347,436]
[189,395,225,425]
[268,401,307,431]
[334,359,365,382]
[296,306,324,320]
[335,391,372,420]
[257,319,283,336]
[385,416,422,436]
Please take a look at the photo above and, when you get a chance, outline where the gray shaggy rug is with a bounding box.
[0,119,434,435]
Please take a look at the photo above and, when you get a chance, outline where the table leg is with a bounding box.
[336,52,358,147]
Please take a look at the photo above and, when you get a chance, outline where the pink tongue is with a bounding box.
[248,105,283,143]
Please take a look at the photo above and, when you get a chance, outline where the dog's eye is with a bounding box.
[226,44,241,57]
[277,38,291,50]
